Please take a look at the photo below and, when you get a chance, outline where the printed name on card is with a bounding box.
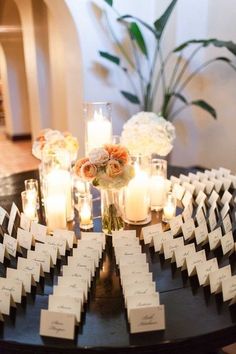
[119,253,147,268]
[122,273,153,291]
[78,239,102,258]
[222,275,236,302]
[172,243,196,269]
[48,295,82,323]
[27,250,52,273]
[124,282,156,300]
[181,218,195,241]
[129,305,165,333]
[53,229,75,249]
[186,250,206,277]
[209,265,231,294]
[35,242,58,265]
[221,231,234,255]
[208,227,222,250]
[73,247,99,268]
[17,228,34,250]
[81,232,106,249]
[40,309,76,340]
[8,202,20,236]
[141,224,162,245]
[196,258,218,286]
[62,265,91,286]
[20,213,31,232]
[57,276,88,301]
[163,237,184,260]
[45,236,66,256]
[112,230,137,244]
[153,230,173,253]
[0,278,24,303]
[30,222,47,243]
[17,257,42,283]
[126,293,160,319]
[115,246,142,265]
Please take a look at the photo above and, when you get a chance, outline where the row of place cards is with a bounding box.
[40,232,105,340]
[112,230,165,333]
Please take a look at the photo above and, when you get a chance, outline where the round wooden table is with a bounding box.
[0,167,235,354]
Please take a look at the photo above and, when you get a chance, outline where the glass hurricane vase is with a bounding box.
[100,188,124,235]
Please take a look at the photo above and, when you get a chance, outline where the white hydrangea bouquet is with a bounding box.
[121,112,176,157]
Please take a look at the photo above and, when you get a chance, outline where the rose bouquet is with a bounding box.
[32,129,79,162]
[121,111,175,157]
[74,144,134,233]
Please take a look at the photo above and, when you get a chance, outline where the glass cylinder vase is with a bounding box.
[83,102,112,154]
[150,158,167,211]
[100,188,124,235]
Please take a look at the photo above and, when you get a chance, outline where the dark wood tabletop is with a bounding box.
[0,167,235,354]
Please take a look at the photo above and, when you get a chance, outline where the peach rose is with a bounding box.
[74,157,89,176]
[104,144,129,164]
[81,161,97,181]
[89,148,109,165]
[106,159,123,178]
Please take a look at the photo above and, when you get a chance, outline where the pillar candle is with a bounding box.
[87,110,112,151]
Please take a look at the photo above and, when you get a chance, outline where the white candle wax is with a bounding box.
[23,190,37,220]
[46,194,67,231]
[125,167,149,222]
[163,203,176,221]
[80,202,91,225]
[87,110,112,151]
[150,175,166,209]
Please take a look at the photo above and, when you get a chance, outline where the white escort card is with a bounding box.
[196,258,218,286]
[153,230,173,253]
[17,228,34,250]
[48,295,82,323]
[209,265,231,294]
[220,191,232,206]
[27,250,53,273]
[172,243,196,269]
[126,293,160,318]
[67,256,94,277]
[112,230,137,245]
[115,246,142,265]
[221,177,231,191]
[169,215,183,236]
[202,179,214,196]
[221,231,234,255]
[8,202,20,236]
[182,182,195,195]
[119,253,147,268]
[208,227,222,250]
[0,291,15,315]
[53,229,76,249]
[141,223,162,245]
[182,203,193,222]
[17,257,43,283]
[73,247,99,268]
[210,178,222,193]
[195,207,205,227]
[181,218,195,241]
[81,231,106,249]
[40,309,76,340]
[20,213,31,232]
[186,250,206,277]
[77,239,102,258]
[221,203,230,220]
[45,236,66,256]
[0,277,24,303]
[122,274,153,292]
[120,264,149,285]
[219,167,231,177]
[195,191,207,206]
[195,222,208,245]
[57,276,88,301]
[35,242,58,265]
[182,191,193,208]
[208,211,217,232]
[62,265,91,287]
[179,174,190,183]
[0,244,9,263]
[30,222,47,243]
[222,275,236,302]
[129,305,165,333]
[188,172,199,182]
[0,206,8,226]
[53,286,84,305]
[124,281,156,300]
[163,237,184,260]
[172,183,185,201]
[192,180,205,195]
[6,268,33,293]
[3,233,21,257]
[208,190,220,206]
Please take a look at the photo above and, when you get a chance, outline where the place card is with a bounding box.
[20,213,31,232]
[181,218,195,241]
[221,231,234,255]
[186,250,206,277]
[172,183,185,201]
[119,253,147,268]
[17,228,34,250]
[57,276,88,301]
[208,227,222,250]
[73,247,99,268]
[228,175,236,188]
[112,238,139,249]
[35,242,58,265]
[67,256,94,277]
[0,277,24,303]
[153,230,173,253]
[222,275,236,302]
[17,257,43,283]
[182,191,193,208]
[6,268,33,293]
[189,172,200,181]
[208,211,217,232]
[209,265,231,294]
[0,206,8,226]
[30,222,47,243]
[129,305,165,333]
[169,215,183,236]
[196,258,218,286]
[53,229,76,249]
[3,233,21,257]
[172,243,196,269]
[78,239,102,258]
[123,273,153,291]
[192,180,205,195]
[40,309,76,339]
[220,191,232,205]
[179,174,190,183]
[81,232,106,249]
[112,230,137,245]
[45,236,66,256]
[62,265,91,286]
[27,250,53,273]
[120,263,149,283]
[211,178,222,193]
[219,167,231,177]
[208,190,220,206]
[196,171,206,181]
[223,214,232,234]
[125,281,156,300]
[53,285,84,304]
[141,223,162,245]
[208,202,219,219]
[221,203,230,220]
[202,179,214,195]
[195,207,206,227]
[163,237,184,260]
[170,175,180,184]
[69,251,96,275]
[0,292,15,315]
[221,177,231,191]
[115,246,142,265]
[195,191,207,206]
[195,222,208,245]
[8,202,20,236]
[126,293,160,319]
[48,295,82,323]
[182,203,193,222]
[0,244,9,263]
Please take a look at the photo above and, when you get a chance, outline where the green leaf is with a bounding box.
[104,0,113,6]
[172,92,188,104]
[129,22,148,57]
[154,0,177,40]
[120,91,140,104]
[191,99,217,119]
[99,51,120,65]
[118,15,157,38]
[173,38,236,56]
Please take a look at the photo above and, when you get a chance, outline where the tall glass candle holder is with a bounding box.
[21,190,38,222]
[162,192,176,223]
[84,102,112,154]
[78,193,93,230]
[124,156,151,225]
[150,158,167,211]
[24,179,39,209]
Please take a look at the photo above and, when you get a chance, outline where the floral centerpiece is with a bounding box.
[121,111,176,157]
[32,128,79,162]
[74,144,134,234]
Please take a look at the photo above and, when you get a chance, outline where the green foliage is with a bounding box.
[97,0,236,120]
